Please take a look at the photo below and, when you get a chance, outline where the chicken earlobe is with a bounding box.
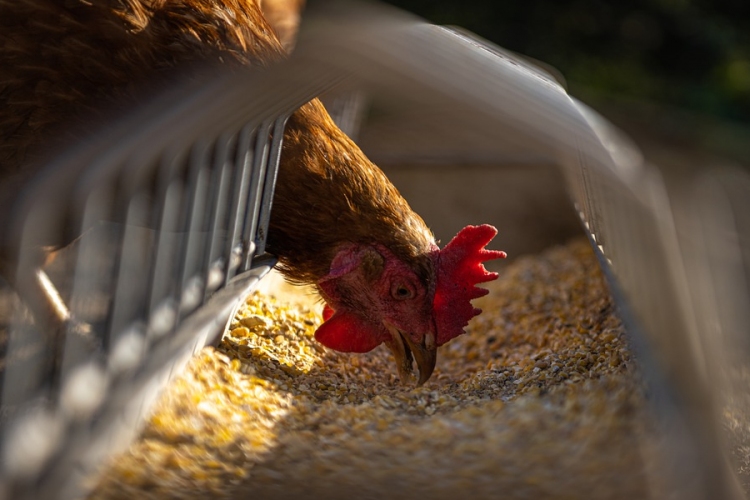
[314,244,390,352]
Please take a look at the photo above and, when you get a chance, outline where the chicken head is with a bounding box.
[315,224,506,385]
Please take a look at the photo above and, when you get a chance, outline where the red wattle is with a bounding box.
[314,310,383,353]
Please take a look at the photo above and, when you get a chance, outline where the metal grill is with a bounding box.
[0,63,321,498]
[563,103,750,500]
[296,7,750,497]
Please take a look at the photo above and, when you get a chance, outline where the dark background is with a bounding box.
[381,0,750,164]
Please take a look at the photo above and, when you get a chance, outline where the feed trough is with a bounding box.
[0,2,747,499]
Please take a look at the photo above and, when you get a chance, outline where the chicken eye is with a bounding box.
[391,283,415,300]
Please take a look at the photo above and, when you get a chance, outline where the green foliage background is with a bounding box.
[383,0,750,125]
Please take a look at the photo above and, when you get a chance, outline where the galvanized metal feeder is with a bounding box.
[1,2,747,499]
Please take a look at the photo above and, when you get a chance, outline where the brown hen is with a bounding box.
[0,0,504,384]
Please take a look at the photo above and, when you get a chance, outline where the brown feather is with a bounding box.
[0,0,436,287]
[0,0,283,174]
[269,99,436,285]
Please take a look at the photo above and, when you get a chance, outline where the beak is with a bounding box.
[385,324,437,386]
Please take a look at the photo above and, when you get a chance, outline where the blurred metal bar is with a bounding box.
[254,117,288,258]
[0,2,747,499]
[0,53,322,499]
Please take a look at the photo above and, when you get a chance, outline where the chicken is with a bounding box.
[0,0,506,384]
[273,101,507,383]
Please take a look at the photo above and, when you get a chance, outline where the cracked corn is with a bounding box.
[90,239,659,500]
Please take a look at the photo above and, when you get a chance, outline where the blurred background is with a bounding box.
[382,0,750,167]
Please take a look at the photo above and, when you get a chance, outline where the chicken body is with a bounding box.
[0,0,502,383]
[0,0,285,174]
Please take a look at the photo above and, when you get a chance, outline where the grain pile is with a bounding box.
[90,239,661,500]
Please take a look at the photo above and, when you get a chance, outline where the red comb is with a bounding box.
[432,224,507,345]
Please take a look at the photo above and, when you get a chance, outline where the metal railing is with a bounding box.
[0,60,318,499]
[0,2,748,499]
